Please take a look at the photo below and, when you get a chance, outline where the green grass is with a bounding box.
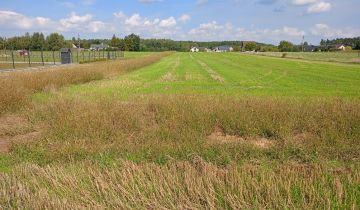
[40,52,360,102]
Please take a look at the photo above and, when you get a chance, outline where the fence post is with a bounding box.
[11,50,15,69]
[77,50,79,63]
[5,48,7,62]
[41,49,44,66]
[88,51,90,61]
[82,51,84,62]
[52,50,55,65]
[103,50,104,59]
[28,48,31,67]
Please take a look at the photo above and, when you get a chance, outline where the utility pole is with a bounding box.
[302,35,305,52]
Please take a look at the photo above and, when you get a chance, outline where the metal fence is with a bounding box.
[0,49,124,71]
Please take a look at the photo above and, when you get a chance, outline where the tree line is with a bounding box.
[320,37,360,50]
[1,32,359,52]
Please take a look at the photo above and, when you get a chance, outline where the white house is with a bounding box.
[190,47,199,52]
[90,43,109,51]
[213,45,233,52]
[336,44,346,51]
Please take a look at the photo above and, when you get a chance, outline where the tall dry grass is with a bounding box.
[0,160,358,209]
[16,96,360,165]
[0,52,171,114]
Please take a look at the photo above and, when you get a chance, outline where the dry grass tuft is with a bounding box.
[0,160,358,209]
[207,126,274,148]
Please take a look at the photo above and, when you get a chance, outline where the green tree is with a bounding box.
[46,33,65,51]
[124,33,140,51]
[31,32,45,50]
[245,42,257,51]
[278,41,294,52]
[110,34,121,48]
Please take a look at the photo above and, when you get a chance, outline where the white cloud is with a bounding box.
[307,1,331,13]
[112,11,179,38]
[188,21,305,43]
[125,14,142,26]
[59,12,93,29]
[311,24,360,38]
[291,0,332,13]
[0,10,54,29]
[159,17,177,27]
[178,14,191,23]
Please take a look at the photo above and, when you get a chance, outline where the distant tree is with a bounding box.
[233,46,241,52]
[278,41,294,52]
[46,33,66,51]
[345,46,353,51]
[30,32,45,50]
[245,42,257,51]
[118,39,126,51]
[0,37,5,49]
[124,33,140,51]
[261,45,279,52]
[110,34,121,48]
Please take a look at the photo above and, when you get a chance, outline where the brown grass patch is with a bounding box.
[0,114,41,153]
[0,160,358,209]
[161,72,176,81]
[207,126,273,148]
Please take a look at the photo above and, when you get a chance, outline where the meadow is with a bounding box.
[0,52,360,209]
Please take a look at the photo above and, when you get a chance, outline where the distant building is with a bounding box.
[17,50,28,56]
[213,45,233,52]
[190,47,199,52]
[335,44,346,51]
[72,43,84,51]
[304,45,318,52]
[90,43,109,51]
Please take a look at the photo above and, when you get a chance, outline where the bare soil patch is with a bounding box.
[0,115,41,153]
[207,126,273,148]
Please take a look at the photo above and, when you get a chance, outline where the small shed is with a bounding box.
[60,48,72,64]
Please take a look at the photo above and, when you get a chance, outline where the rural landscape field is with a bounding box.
[1,0,360,209]
[1,51,360,209]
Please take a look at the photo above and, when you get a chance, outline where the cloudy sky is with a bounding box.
[0,0,359,44]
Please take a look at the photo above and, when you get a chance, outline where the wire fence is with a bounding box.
[0,49,124,71]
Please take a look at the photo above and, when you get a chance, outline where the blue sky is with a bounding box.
[0,0,359,44]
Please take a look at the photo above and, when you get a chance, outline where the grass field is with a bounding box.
[53,52,360,100]
[246,51,360,64]
[1,52,360,208]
